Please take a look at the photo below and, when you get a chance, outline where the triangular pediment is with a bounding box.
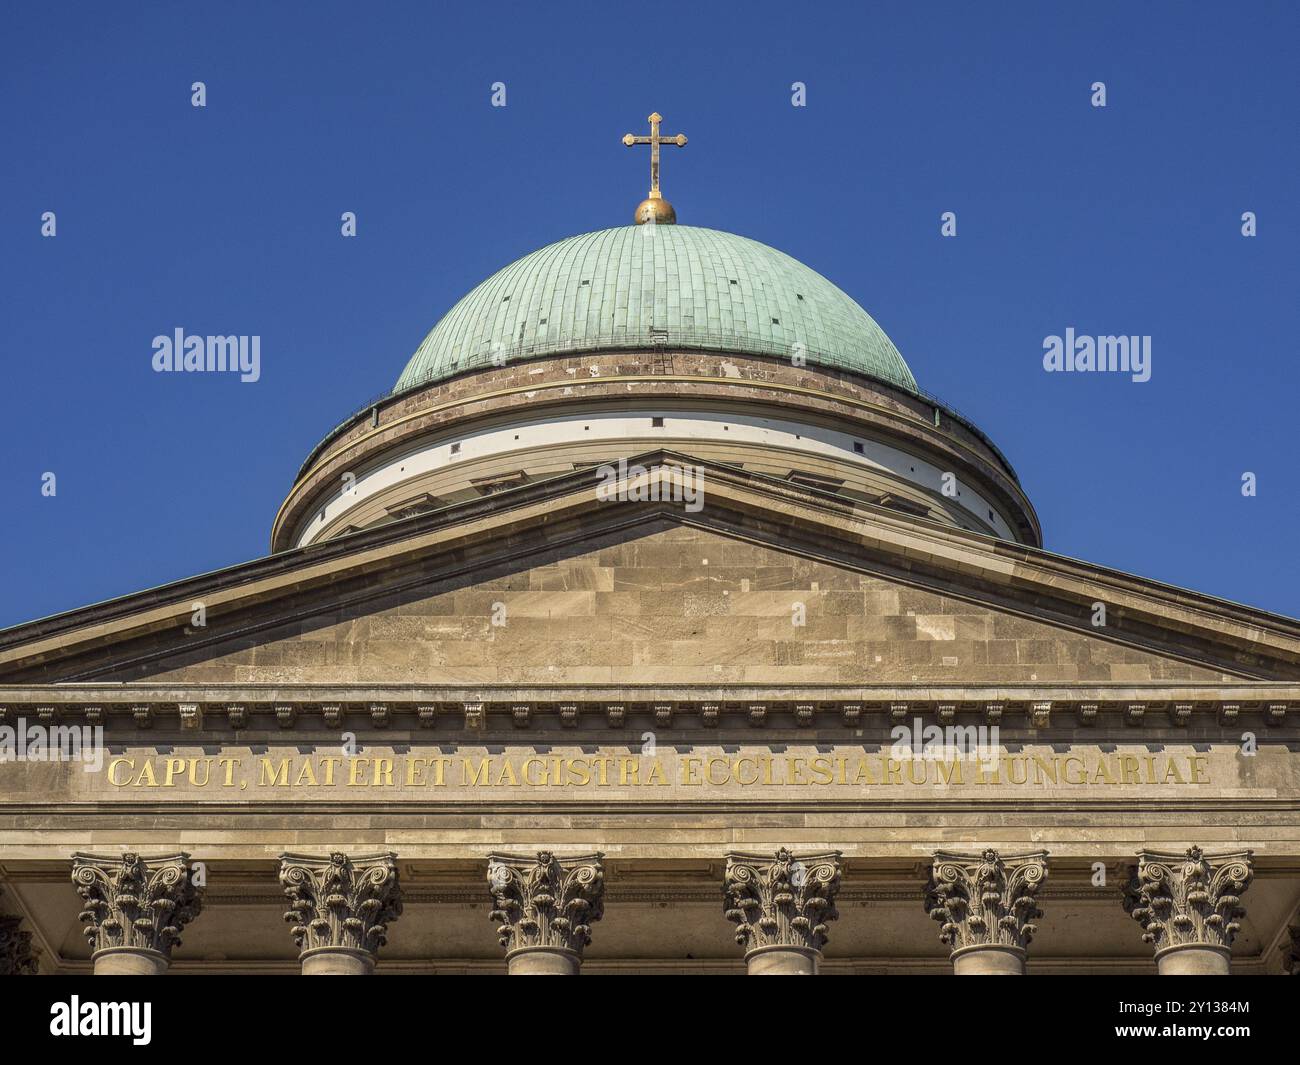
[2,453,1298,686]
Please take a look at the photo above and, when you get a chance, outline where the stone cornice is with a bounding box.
[0,683,1292,736]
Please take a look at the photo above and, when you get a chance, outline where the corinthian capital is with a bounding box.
[279,852,402,959]
[71,852,203,960]
[723,848,842,954]
[487,851,605,958]
[1282,923,1299,976]
[0,913,39,975]
[925,849,1048,954]
[1124,847,1253,954]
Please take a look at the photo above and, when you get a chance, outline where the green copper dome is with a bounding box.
[394,225,918,394]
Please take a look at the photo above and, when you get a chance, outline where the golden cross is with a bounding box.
[622,112,687,199]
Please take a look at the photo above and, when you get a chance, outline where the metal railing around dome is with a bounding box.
[294,332,1022,487]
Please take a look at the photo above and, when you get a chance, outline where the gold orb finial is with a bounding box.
[633,197,677,225]
[622,111,688,225]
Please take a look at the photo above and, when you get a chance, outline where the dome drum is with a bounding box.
[273,350,1039,552]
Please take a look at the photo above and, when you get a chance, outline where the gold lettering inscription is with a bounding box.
[98,751,1221,794]
[259,757,290,787]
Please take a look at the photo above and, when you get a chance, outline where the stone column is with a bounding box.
[0,912,39,975]
[71,852,203,975]
[924,849,1048,975]
[279,852,402,975]
[1124,847,1253,975]
[723,848,842,975]
[486,851,605,974]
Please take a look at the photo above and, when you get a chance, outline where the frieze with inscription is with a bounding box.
[65,746,1224,799]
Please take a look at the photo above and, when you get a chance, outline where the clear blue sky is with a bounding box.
[2,0,1297,627]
